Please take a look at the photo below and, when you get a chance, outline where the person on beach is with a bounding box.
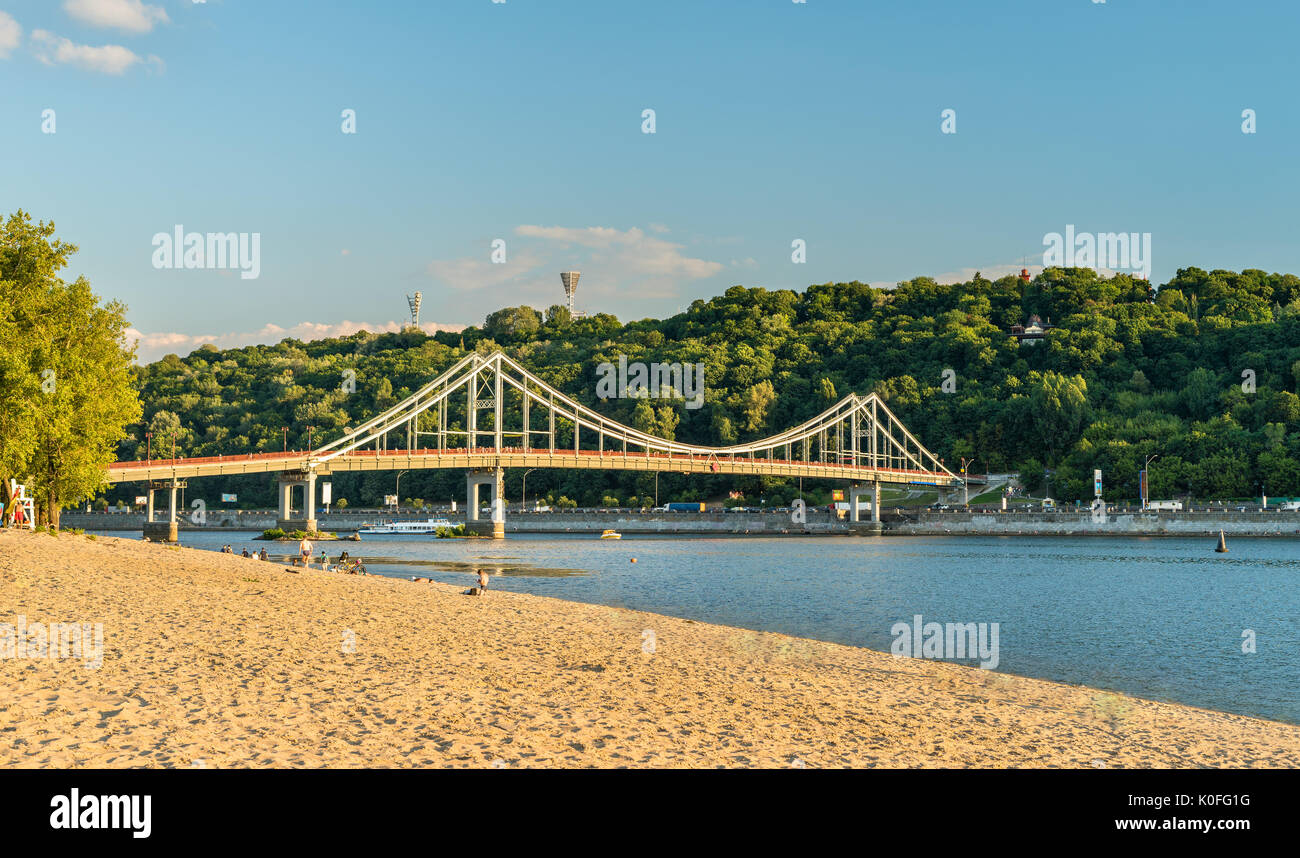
[477,569,489,594]
[259,547,268,561]
[241,547,249,558]
[299,536,313,567]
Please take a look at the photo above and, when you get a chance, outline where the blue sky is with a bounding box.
[3,0,1299,361]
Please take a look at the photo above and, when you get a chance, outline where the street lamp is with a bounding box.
[395,470,408,510]
[960,456,974,507]
[521,468,536,512]
[281,426,289,453]
[1143,453,1159,510]
[145,431,152,463]
[307,425,315,455]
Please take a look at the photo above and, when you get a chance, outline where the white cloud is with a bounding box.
[514,225,723,281]
[0,12,21,58]
[127,319,467,364]
[30,29,159,74]
[63,0,168,34]
[420,225,726,312]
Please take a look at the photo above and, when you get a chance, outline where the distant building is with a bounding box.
[1010,314,1051,345]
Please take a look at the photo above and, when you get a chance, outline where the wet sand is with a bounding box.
[2,528,1297,768]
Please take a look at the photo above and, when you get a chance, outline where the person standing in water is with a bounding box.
[477,569,490,594]
[299,535,313,567]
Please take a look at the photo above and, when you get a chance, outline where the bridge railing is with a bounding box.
[112,444,961,481]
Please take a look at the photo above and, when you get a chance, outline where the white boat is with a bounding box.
[357,518,453,534]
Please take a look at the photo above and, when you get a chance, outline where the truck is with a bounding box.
[661,502,705,513]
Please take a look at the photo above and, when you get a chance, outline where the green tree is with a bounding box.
[741,380,777,433]
[0,212,141,526]
[1028,372,1089,464]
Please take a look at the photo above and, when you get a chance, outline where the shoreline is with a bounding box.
[60,508,1300,539]
[3,528,1298,768]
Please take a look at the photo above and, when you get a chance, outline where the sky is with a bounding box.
[3,0,1299,362]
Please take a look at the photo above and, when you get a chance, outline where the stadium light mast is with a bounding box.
[407,291,423,328]
[560,271,580,317]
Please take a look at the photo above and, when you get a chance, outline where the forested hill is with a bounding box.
[123,266,1300,508]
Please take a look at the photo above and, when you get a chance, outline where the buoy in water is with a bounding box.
[630,558,637,563]
[1215,531,1229,553]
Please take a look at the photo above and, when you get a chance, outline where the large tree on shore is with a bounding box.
[0,211,141,527]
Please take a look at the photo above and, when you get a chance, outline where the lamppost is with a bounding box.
[520,468,536,512]
[960,456,974,507]
[307,425,315,455]
[394,470,408,510]
[281,426,289,453]
[145,431,152,463]
[1143,453,1159,510]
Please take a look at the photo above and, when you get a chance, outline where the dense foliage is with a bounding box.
[121,267,1300,508]
[0,211,141,525]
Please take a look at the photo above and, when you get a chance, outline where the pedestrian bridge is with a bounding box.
[108,351,969,538]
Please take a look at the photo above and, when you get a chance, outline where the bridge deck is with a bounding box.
[107,447,970,487]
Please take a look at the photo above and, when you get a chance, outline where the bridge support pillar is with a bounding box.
[848,483,870,523]
[276,471,318,534]
[142,479,181,542]
[873,480,881,523]
[466,468,505,538]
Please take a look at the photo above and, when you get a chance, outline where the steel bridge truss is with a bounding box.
[310,351,958,483]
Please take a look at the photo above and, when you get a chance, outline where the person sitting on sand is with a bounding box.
[299,536,313,567]
[337,550,349,564]
[259,547,268,561]
[241,547,250,558]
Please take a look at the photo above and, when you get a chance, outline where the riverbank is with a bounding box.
[3,528,1298,768]
[60,508,1300,537]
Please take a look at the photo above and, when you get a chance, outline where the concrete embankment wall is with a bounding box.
[63,509,1300,537]
[895,510,1300,536]
[59,509,850,535]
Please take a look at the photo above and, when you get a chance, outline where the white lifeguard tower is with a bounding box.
[6,479,35,530]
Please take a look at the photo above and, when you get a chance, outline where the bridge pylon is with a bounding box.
[143,478,185,542]
[276,470,318,535]
[465,468,505,538]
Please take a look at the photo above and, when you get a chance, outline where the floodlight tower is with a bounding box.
[560,271,580,317]
[407,291,422,327]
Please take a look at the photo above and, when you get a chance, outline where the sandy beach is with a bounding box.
[1,528,1297,768]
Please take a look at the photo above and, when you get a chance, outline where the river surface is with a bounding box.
[122,530,1300,725]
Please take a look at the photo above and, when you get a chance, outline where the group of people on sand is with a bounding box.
[221,544,268,561]
[293,536,365,574]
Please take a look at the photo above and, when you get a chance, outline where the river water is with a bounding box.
[132,530,1300,725]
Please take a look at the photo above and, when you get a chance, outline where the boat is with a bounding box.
[357,518,453,535]
[600,529,622,540]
